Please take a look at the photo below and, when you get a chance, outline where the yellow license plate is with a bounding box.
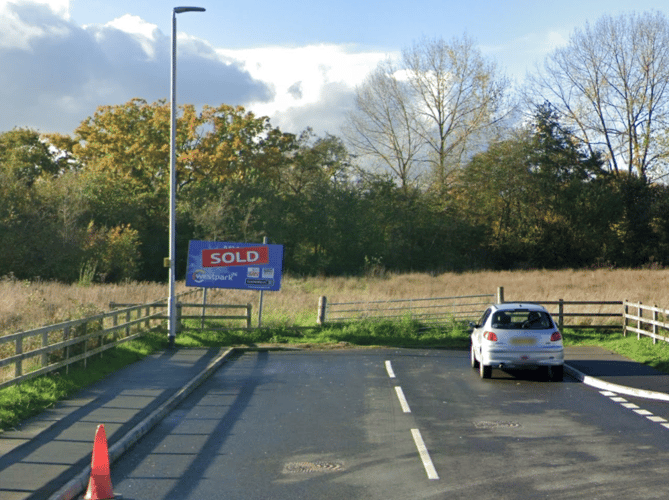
[510,337,536,346]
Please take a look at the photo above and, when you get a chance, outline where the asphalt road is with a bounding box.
[101,349,669,499]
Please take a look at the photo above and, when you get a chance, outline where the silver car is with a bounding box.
[470,303,564,381]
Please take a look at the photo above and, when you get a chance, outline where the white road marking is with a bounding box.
[395,386,411,413]
[385,360,396,378]
[411,428,440,480]
[648,416,668,423]
[600,391,618,397]
[634,409,653,416]
[599,390,669,429]
[622,403,640,409]
[611,397,627,402]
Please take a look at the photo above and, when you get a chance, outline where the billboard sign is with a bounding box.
[186,240,283,291]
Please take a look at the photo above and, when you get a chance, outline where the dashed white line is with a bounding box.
[395,386,411,413]
[600,390,669,429]
[411,428,440,480]
[385,360,396,378]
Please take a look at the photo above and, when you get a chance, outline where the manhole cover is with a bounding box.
[283,461,344,474]
[473,420,520,429]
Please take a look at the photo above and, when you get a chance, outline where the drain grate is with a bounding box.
[473,420,520,429]
[283,461,344,474]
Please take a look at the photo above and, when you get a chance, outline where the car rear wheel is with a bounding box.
[548,365,563,382]
[479,360,492,379]
[470,344,479,369]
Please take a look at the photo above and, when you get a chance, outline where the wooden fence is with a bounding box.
[0,289,252,390]
[623,301,669,343]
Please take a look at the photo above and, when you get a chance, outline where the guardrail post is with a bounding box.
[558,299,564,330]
[496,287,504,304]
[317,296,327,325]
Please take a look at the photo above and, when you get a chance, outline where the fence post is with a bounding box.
[638,302,643,340]
[15,336,22,377]
[42,330,49,368]
[317,296,327,325]
[177,303,182,332]
[496,287,504,304]
[246,303,252,329]
[623,300,628,337]
[653,306,659,344]
[558,299,564,330]
[201,288,208,331]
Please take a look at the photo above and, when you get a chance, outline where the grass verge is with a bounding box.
[3,321,669,432]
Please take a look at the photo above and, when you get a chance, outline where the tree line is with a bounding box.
[2,10,669,283]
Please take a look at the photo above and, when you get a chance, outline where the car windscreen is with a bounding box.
[491,310,554,329]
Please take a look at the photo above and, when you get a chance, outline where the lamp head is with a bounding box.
[174,6,206,14]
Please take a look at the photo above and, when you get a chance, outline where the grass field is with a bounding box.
[3,268,669,334]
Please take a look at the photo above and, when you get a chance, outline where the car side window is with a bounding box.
[478,308,491,328]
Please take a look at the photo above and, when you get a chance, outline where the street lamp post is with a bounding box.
[168,6,205,348]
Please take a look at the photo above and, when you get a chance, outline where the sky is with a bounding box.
[1,0,668,137]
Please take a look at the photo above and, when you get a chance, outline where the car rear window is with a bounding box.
[491,310,554,329]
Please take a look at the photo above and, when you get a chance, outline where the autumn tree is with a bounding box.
[0,128,62,186]
[48,98,295,192]
[528,10,669,181]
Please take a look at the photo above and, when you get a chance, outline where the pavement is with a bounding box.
[1,345,669,500]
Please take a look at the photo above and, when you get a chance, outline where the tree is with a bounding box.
[344,60,424,190]
[457,106,612,268]
[49,98,295,193]
[0,128,62,186]
[528,10,669,181]
[345,35,508,191]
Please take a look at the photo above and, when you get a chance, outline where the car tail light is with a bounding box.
[484,331,498,341]
[551,331,562,342]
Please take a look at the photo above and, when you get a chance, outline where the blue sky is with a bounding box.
[2,0,668,136]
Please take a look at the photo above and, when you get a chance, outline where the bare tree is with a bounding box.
[402,36,507,188]
[344,59,424,190]
[528,11,669,181]
[344,35,508,191]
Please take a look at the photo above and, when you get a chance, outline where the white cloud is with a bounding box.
[0,1,388,137]
[216,44,393,134]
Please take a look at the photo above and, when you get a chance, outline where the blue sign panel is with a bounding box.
[185,240,283,291]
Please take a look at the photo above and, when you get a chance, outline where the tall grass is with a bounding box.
[3,268,669,335]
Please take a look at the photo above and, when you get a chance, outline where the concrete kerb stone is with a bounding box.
[48,347,237,500]
[564,362,669,402]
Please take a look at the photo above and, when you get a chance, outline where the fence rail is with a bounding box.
[524,300,623,330]
[318,294,496,325]
[0,288,254,390]
[623,301,669,343]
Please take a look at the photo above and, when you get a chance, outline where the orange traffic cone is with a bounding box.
[84,424,119,500]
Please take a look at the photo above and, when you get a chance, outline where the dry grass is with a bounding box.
[2,268,668,335]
